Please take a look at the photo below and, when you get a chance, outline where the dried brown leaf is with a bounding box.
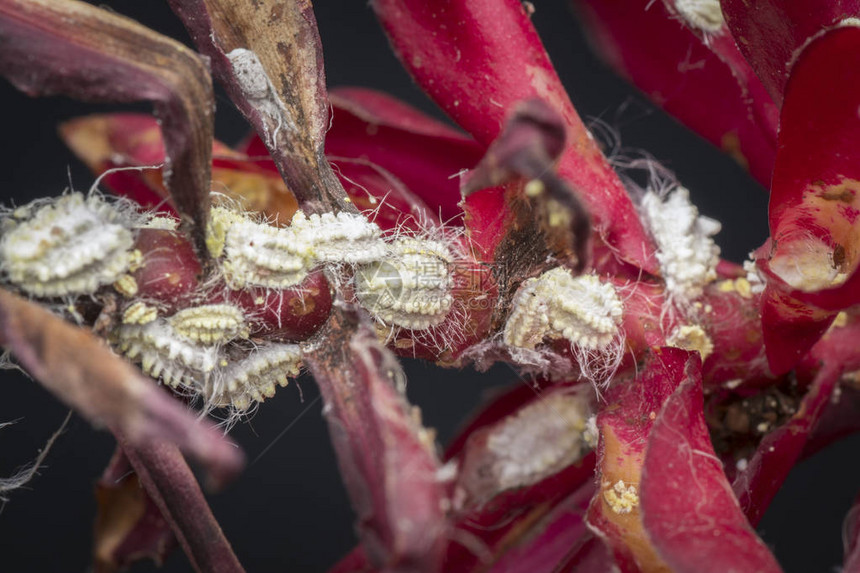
[0,0,213,253]
[170,0,352,213]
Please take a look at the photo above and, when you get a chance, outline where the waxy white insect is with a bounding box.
[640,186,721,304]
[457,390,592,503]
[673,0,724,34]
[0,193,135,297]
[211,343,302,411]
[210,207,386,289]
[354,237,454,330]
[111,319,220,391]
[504,268,624,351]
[169,303,249,345]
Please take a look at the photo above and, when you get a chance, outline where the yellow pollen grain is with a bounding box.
[113,274,139,297]
[603,480,639,514]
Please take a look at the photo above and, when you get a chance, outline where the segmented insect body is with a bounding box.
[111,319,220,390]
[0,193,135,297]
[290,211,386,264]
[169,304,249,345]
[217,211,312,289]
[503,268,623,351]
[210,207,387,289]
[211,343,302,410]
[457,390,592,503]
[355,238,454,330]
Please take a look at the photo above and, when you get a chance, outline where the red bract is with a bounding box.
[5,0,860,572]
[574,0,778,187]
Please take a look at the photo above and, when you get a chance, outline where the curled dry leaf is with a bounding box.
[168,0,351,213]
[0,0,214,253]
[0,287,243,486]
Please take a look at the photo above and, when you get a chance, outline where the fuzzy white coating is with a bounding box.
[113,319,300,410]
[0,193,135,297]
[504,268,623,351]
[641,187,721,303]
[458,391,592,501]
[290,211,387,264]
[355,238,453,330]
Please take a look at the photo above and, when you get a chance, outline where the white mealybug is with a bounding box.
[355,238,454,330]
[110,320,219,391]
[674,0,724,34]
[504,268,623,351]
[457,390,592,503]
[289,211,387,264]
[211,343,302,411]
[640,186,721,304]
[210,207,387,289]
[122,301,158,325]
[169,304,249,345]
[215,209,312,289]
[0,193,135,297]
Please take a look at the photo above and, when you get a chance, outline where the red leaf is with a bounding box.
[484,482,597,573]
[329,157,440,232]
[371,0,659,274]
[732,365,841,526]
[721,0,860,105]
[754,26,860,371]
[327,87,484,223]
[575,0,778,186]
[759,283,836,376]
[640,354,782,573]
[587,348,694,571]
[700,284,772,388]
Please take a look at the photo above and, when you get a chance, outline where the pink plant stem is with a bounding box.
[303,307,448,573]
[121,438,246,573]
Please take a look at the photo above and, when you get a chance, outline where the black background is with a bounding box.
[0,1,857,572]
